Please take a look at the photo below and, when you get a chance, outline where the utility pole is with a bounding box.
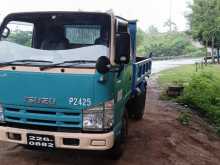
[169,0,173,32]
[211,35,215,64]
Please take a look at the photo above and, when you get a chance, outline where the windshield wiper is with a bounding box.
[63,60,96,65]
[40,60,96,70]
[0,59,53,66]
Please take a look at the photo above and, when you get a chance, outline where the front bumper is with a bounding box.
[0,126,114,150]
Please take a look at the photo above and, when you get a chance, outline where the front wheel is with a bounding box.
[127,88,146,120]
[107,112,128,160]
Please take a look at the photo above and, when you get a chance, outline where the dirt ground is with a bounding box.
[0,77,220,165]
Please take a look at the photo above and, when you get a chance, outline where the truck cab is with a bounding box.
[0,11,151,158]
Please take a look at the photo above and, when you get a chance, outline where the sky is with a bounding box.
[0,0,192,32]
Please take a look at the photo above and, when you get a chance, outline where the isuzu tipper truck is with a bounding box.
[0,11,151,158]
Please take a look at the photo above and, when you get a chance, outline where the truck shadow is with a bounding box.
[4,144,119,165]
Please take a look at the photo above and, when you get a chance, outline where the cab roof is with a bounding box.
[2,11,114,23]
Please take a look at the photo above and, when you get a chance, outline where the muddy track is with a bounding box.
[0,77,220,165]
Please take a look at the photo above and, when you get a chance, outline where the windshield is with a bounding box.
[0,12,111,66]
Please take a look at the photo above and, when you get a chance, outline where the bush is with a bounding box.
[179,71,220,127]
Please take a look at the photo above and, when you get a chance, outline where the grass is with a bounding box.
[158,64,220,133]
[158,64,220,89]
[178,111,192,126]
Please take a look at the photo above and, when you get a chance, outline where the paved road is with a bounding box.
[152,58,203,74]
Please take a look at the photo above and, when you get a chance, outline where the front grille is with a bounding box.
[4,105,82,129]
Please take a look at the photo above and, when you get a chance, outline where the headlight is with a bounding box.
[83,100,114,131]
[0,105,4,122]
[83,105,104,130]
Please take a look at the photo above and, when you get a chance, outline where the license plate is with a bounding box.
[27,134,55,148]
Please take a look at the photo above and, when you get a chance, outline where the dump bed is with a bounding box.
[132,57,151,94]
[128,21,152,95]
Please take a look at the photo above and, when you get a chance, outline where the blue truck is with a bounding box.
[0,11,151,158]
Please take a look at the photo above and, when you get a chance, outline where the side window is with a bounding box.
[65,25,101,44]
[3,21,34,47]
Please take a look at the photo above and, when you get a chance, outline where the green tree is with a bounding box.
[136,28,147,55]
[6,30,32,47]
[136,29,204,57]
[147,25,159,34]
[136,28,146,47]
[187,0,220,46]
[164,19,178,32]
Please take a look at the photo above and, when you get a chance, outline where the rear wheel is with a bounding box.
[127,88,146,120]
[107,112,128,160]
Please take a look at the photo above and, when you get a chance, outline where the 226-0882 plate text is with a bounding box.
[27,134,55,148]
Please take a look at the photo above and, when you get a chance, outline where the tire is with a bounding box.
[127,88,146,120]
[21,144,35,150]
[107,112,128,160]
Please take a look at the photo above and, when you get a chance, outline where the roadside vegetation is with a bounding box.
[136,0,220,59]
[155,0,220,134]
[187,0,220,62]
[159,64,220,134]
[187,0,220,47]
[136,29,205,58]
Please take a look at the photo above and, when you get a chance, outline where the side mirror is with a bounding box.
[1,27,10,38]
[115,33,130,64]
[149,52,153,58]
[96,56,110,74]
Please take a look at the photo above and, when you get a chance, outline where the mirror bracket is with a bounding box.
[1,27,10,38]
